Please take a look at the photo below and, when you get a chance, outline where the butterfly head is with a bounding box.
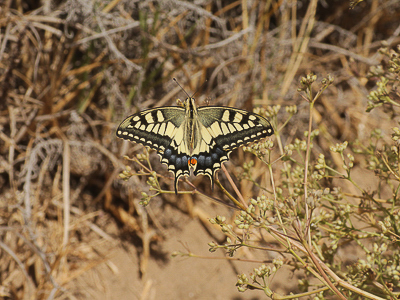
[184,97,197,113]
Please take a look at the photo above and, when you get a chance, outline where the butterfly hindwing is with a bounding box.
[192,140,230,189]
[160,140,191,194]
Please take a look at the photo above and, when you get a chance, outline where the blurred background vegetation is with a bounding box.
[1,0,400,299]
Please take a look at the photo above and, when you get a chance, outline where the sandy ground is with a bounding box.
[68,196,300,300]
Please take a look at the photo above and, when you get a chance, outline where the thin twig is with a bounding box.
[62,140,70,250]
[221,163,248,209]
[308,41,379,65]
[0,241,35,297]
[195,27,253,51]
[96,17,142,71]
[73,21,140,46]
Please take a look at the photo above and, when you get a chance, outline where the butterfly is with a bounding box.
[116,95,274,194]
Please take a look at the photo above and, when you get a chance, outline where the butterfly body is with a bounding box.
[117,97,274,194]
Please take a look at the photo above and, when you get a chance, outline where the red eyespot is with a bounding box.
[188,157,197,167]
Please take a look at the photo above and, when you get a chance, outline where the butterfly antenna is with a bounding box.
[173,78,191,98]
[191,79,208,98]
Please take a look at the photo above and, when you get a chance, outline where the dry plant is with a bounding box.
[1,0,400,299]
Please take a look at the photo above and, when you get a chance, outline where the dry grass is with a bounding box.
[1,0,400,299]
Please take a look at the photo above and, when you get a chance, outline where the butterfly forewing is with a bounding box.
[116,107,185,152]
[198,107,274,151]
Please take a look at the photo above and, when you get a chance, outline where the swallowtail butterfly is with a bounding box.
[117,94,274,194]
